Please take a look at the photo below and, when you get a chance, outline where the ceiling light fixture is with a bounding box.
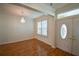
[20,7,25,23]
[21,16,25,23]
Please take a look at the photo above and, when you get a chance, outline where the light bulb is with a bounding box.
[20,17,25,23]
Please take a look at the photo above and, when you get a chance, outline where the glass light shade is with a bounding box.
[20,17,25,23]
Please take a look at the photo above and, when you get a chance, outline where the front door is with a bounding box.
[56,18,72,53]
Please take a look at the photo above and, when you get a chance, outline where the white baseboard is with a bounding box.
[0,36,33,45]
[35,37,56,48]
[0,36,56,49]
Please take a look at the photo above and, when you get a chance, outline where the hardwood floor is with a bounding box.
[0,38,73,56]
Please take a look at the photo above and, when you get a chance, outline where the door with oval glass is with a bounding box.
[56,18,73,54]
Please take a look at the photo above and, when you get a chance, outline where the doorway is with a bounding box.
[56,18,73,54]
[56,17,79,55]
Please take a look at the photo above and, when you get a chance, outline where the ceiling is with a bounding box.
[22,3,54,16]
[1,3,78,18]
[0,4,43,18]
[53,3,68,10]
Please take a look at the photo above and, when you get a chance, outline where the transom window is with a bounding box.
[58,8,79,19]
[37,20,47,36]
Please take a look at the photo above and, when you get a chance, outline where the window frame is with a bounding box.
[37,19,48,37]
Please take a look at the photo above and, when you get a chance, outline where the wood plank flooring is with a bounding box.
[0,38,73,56]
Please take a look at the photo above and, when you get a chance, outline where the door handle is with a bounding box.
[69,38,75,40]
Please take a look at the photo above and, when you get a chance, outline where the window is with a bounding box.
[37,21,41,34]
[37,20,47,36]
[41,20,47,36]
[60,24,67,39]
[58,8,79,19]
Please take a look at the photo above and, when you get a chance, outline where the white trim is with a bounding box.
[0,36,34,45]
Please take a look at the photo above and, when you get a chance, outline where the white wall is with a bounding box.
[0,11,34,45]
[34,15,56,48]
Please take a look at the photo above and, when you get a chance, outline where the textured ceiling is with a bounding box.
[1,3,78,18]
[0,4,43,18]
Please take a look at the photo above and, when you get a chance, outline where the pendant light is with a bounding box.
[21,16,25,23]
[20,7,25,23]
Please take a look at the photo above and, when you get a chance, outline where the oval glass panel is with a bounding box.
[60,24,67,39]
